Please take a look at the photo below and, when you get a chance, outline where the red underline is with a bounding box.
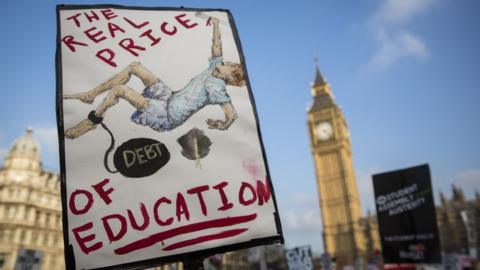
[114,213,257,255]
[162,228,248,251]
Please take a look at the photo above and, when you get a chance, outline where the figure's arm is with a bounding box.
[211,18,222,58]
[207,102,237,130]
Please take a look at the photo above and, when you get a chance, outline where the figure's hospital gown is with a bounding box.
[131,57,231,131]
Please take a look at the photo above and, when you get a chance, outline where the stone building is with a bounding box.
[360,211,382,263]
[436,185,480,256]
[0,128,64,270]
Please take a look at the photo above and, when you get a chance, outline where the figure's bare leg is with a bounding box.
[65,85,149,139]
[64,62,158,104]
[94,85,149,116]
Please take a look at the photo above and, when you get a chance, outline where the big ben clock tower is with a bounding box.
[307,65,365,267]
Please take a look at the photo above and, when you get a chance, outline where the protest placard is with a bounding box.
[285,245,313,270]
[373,164,441,264]
[56,5,283,269]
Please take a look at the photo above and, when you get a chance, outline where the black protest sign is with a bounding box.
[56,5,283,270]
[372,164,441,263]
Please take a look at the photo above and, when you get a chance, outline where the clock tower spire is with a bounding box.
[307,64,365,267]
[311,60,332,97]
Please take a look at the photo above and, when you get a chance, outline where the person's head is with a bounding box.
[213,62,246,87]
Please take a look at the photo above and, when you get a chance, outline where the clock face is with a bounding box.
[316,122,333,141]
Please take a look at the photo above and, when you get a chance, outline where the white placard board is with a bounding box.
[286,245,314,270]
[56,5,283,270]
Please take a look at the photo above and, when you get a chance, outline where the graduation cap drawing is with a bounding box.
[177,128,212,168]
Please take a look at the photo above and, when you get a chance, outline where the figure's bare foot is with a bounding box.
[65,119,97,139]
[64,92,95,104]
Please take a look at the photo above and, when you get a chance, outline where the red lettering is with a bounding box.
[187,185,209,216]
[153,197,173,226]
[128,203,150,231]
[107,22,125,38]
[213,181,233,211]
[91,178,114,205]
[123,17,149,29]
[72,222,103,254]
[139,29,161,46]
[96,48,117,67]
[119,38,146,57]
[66,13,82,27]
[114,214,257,255]
[256,177,271,206]
[175,13,198,29]
[84,10,99,23]
[239,182,257,206]
[69,189,94,215]
[160,22,177,36]
[176,193,190,222]
[163,228,248,251]
[102,214,127,243]
[62,36,88,53]
[101,9,118,20]
[84,27,107,43]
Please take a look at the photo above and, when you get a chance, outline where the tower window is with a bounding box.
[8,206,15,219]
[4,230,11,242]
[54,235,59,246]
[23,207,29,220]
[56,214,61,226]
[43,233,49,246]
[0,253,6,269]
[32,231,38,245]
[35,210,40,223]
[20,230,26,243]
[46,213,51,227]
[51,256,57,268]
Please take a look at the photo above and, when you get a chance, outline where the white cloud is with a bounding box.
[366,0,435,69]
[454,169,480,195]
[33,127,59,155]
[32,126,59,169]
[0,132,9,162]
[291,191,318,206]
[371,29,429,68]
[281,191,322,235]
[283,209,322,234]
[0,145,7,161]
[284,210,300,230]
[374,0,434,25]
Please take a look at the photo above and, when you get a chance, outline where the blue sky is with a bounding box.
[1,0,479,253]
